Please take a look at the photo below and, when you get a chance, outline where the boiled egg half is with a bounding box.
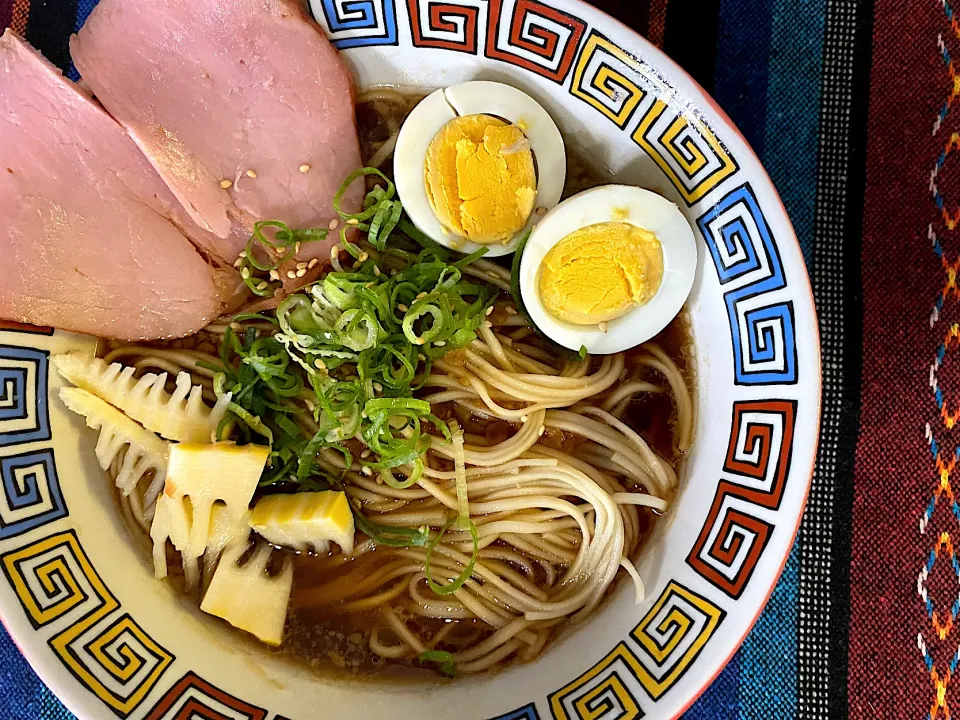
[519,186,697,354]
[394,81,566,257]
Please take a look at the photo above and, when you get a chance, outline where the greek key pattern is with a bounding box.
[491,703,542,720]
[1,531,173,717]
[407,0,487,54]
[550,644,647,720]
[629,582,725,701]
[697,184,798,385]
[0,449,67,540]
[570,30,654,128]
[0,7,809,719]
[485,0,586,83]
[547,581,724,716]
[0,345,51,447]
[316,0,398,48]
[144,672,268,720]
[631,100,738,205]
[686,401,797,598]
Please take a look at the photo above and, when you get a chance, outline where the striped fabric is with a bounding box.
[0,0,889,718]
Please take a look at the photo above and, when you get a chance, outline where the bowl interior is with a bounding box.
[0,1,820,719]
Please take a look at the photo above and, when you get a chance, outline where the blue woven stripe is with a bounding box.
[74,0,97,32]
[712,0,776,160]
[0,628,74,720]
[757,0,827,266]
[684,647,741,719]
[738,543,800,719]
[65,0,98,80]
[683,0,829,714]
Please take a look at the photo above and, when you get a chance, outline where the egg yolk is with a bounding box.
[424,114,537,245]
[538,222,664,325]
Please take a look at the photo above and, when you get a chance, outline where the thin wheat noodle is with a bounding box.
[98,280,691,675]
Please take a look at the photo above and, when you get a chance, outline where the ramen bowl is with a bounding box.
[0,0,820,718]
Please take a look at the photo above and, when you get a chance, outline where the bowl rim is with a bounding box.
[556,2,823,716]
[0,2,823,718]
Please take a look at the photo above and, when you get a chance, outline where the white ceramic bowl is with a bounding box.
[0,1,820,718]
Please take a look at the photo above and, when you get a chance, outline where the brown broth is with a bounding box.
[112,90,696,681]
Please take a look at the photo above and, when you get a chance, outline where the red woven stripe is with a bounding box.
[647,0,668,48]
[850,0,950,716]
[0,0,11,33]
[9,0,27,34]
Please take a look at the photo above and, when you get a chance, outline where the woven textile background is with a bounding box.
[0,0,898,717]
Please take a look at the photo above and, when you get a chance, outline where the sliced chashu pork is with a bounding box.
[0,31,239,341]
[71,0,363,265]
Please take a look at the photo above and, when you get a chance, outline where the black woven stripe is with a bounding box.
[589,0,652,40]
[663,0,721,93]
[25,0,77,74]
[798,0,872,717]
[827,0,873,716]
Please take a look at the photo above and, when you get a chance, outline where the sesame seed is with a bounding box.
[329,218,339,231]
[398,304,408,312]
[296,268,307,278]
[347,218,360,226]
[246,169,258,178]
[314,359,327,369]
[238,250,247,258]
[240,267,251,279]
[485,306,494,316]
[373,266,381,276]
[362,466,373,476]
[287,270,297,279]
[308,258,319,269]
[505,306,517,315]
[361,449,371,459]
[220,179,233,189]
[416,292,427,299]
[415,337,425,346]
[274,288,283,297]
[359,252,369,262]
[330,247,339,260]
[418,354,426,361]
[294,242,301,254]
[299,164,311,174]
[256,281,268,291]
[535,207,547,216]
[297,262,308,270]
[365,281,376,288]
[373,382,383,392]
[435,340,446,347]
[233,258,244,269]
[599,322,609,333]
[269,269,280,281]
[520,414,529,423]
[390,269,397,276]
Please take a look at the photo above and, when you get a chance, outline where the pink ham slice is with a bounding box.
[0,30,238,341]
[71,0,363,265]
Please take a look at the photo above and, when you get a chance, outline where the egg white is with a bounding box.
[394,81,566,257]
[519,185,698,354]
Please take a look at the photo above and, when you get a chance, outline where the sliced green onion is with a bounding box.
[354,513,431,548]
[418,650,456,678]
[425,518,479,596]
[334,168,395,221]
[452,247,488,268]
